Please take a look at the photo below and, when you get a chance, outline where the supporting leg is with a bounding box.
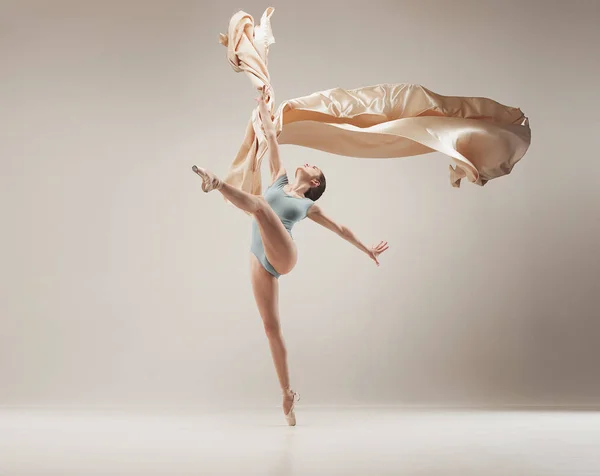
[250,254,297,417]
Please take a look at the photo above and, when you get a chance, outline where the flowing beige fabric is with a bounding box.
[218,8,531,204]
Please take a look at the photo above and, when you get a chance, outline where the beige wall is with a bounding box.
[2,0,599,408]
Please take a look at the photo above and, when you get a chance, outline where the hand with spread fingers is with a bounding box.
[367,241,390,266]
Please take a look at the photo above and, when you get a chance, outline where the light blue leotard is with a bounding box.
[250,173,314,278]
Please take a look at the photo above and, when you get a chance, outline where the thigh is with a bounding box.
[250,253,281,332]
[254,200,297,275]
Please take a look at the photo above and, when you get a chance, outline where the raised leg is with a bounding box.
[193,166,297,275]
[250,254,297,417]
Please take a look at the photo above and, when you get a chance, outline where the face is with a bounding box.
[296,163,322,187]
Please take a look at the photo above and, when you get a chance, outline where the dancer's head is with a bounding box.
[296,163,326,201]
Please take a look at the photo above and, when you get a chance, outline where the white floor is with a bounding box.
[1,406,598,475]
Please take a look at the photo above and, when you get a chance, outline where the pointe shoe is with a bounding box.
[192,165,223,192]
[283,389,300,426]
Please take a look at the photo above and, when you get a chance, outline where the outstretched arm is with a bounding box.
[307,204,389,266]
[256,88,285,184]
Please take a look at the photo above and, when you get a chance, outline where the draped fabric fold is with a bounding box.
[218,7,531,202]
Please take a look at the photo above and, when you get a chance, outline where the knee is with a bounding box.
[263,319,281,338]
[277,265,293,276]
[277,255,297,276]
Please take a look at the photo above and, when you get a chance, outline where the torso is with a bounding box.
[264,174,314,233]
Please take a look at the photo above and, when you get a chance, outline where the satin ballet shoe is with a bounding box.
[192,165,223,192]
[283,388,300,426]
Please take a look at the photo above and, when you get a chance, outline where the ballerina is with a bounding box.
[192,87,389,425]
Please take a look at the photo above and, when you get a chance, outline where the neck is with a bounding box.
[288,177,310,196]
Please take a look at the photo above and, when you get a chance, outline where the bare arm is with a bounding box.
[256,90,285,184]
[307,204,389,265]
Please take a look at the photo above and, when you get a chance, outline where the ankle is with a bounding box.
[282,386,292,395]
